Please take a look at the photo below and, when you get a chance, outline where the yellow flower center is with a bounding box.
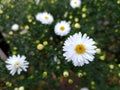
[44,16,49,20]
[75,44,86,54]
[74,1,77,4]
[14,62,21,68]
[60,26,65,31]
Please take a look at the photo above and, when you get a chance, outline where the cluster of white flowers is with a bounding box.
[6,0,97,76]
[36,12,54,25]
[35,13,71,36]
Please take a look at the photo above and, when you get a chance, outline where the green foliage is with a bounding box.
[0,0,120,90]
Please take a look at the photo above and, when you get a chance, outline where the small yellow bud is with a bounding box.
[42,71,47,78]
[12,51,17,55]
[6,40,10,44]
[91,26,95,30]
[11,5,14,8]
[20,26,23,29]
[9,31,13,35]
[100,55,105,61]
[95,42,98,45]
[68,79,73,84]
[28,19,32,23]
[19,86,24,90]
[43,41,48,46]
[118,73,120,77]
[63,71,69,77]
[32,21,36,25]
[118,64,120,67]
[6,15,10,19]
[35,40,40,44]
[24,25,29,30]
[60,41,63,45]
[56,66,60,70]
[68,21,71,24]
[83,72,87,76]
[77,72,83,78]
[109,64,114,69]
[14,88,19,90]
[115,29,118,32]
[0,10,3,14]
[29,75,34,79]
[96,48,101,54]
[91,81,95,85]
[6,82,9,86]
[51,0,55,4]
[6,81,12,87]
[82,7,87,12]
[64,12,68,18]
[117,0,120,4]
[50,37,53,41]
[13,47,17,50]
[69,15,73,19]
[82,13,86,18]
[74,18,79,22]
[37,44,44,50]
[27,15,31,19]
[74,23,81,29]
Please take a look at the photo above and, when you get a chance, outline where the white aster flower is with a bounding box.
[35,12,54,25]
[63,32,97,66]
[35,0,40,5]
[20,29,28,35]
[54,21,71,36]
[11,24,19,31]
[70,0,81,8]
[80,87,89,90]
[5,55,29,76]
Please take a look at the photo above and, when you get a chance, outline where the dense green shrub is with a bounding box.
[0,0,120,90]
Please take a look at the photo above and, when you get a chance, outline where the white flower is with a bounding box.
[54,21,71,36]
[54,55,57,62]
[35,12,54,25]
[63,32,97,66]
[70,0,81,8]
[20,29,28,35]
[14,86,24,90]
[11,24,19,31]
[5,55,29,76]
[80,87,89,90]
[35,0,40,4]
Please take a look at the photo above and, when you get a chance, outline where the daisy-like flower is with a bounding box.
[70,0,81,8]
[11,24,19,31]
[80,87,89,90]
[5,55,29,76]
[54,21,71,36]
[63,32,97,66]
[35,0,40,4]
[35,12,54,25]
